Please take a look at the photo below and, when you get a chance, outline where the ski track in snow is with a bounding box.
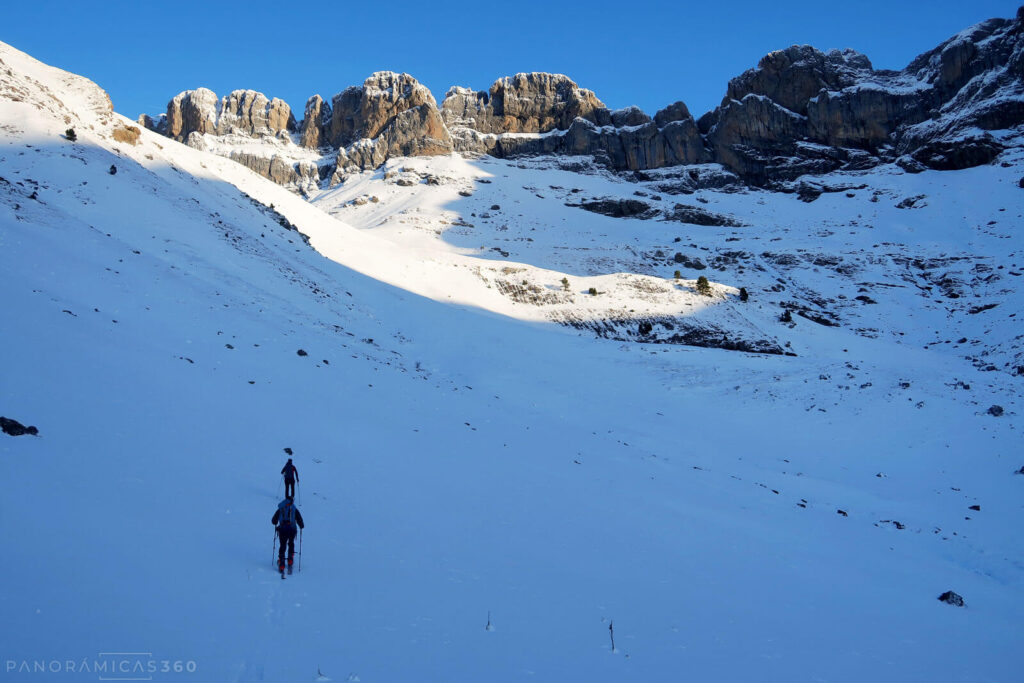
[1,40,1022,682]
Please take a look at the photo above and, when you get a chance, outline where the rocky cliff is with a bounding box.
[327,72,453,179]
[700,9,1024,181]
[139,7,1024,189]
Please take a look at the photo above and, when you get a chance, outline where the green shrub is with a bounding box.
[739,287,749,302]
[65,128,77,141]
[695,276,712,296]
[588,287,598,296]
[674,270,682,279]
[560,277,570,291]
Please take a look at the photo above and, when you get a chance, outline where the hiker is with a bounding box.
[281,458,299,498]
[272,496,304,571]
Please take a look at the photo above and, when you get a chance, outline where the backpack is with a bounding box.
[278,501,296,531]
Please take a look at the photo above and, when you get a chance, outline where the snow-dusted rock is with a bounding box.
[441,73,606,135]
[299,94,331,149]
[216,89,296,137]
[165,88,295,142]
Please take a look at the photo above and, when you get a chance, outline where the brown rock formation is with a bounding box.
[299,95,331,149]
[442,73,605,134]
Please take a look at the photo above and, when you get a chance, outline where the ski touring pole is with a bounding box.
[298,528,302,572]
[272,528,278,568]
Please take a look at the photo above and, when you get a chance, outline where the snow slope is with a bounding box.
[1,42,1022,682]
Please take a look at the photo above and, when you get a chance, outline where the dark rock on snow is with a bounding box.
[938,591,965,607]
[0,416,39,437]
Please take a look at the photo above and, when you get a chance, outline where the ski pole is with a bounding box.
[272,528,278,568]
[298,528,302,572]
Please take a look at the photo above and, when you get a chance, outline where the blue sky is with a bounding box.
[3,1,1019,121]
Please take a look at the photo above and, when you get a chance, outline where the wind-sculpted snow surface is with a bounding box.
[2,39,1023,683]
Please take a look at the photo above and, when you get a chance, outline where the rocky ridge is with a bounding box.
[138,8,1024,189]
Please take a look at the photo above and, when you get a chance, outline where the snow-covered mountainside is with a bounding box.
[2,38,1023,683]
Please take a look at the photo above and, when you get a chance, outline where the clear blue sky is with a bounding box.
[3,1,1019,121]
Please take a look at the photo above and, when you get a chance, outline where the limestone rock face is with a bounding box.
[326,72,454,174]
[725,46,872,116]
[701,9,1024,180]
[441,73,605,134]
[165,88,295,141]
[225,150,322,191]
[328,72,446,148]
[137,113,166,135]
[441,73,706,171]
[299,95,331,149]
[216,90,296,137]
[141,8,1023,188]
[166,88,219,141]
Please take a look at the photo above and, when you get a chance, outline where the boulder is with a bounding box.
[0,416,38,436]
[938,591,965,607]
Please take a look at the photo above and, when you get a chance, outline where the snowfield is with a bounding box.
[1,41,1022,682]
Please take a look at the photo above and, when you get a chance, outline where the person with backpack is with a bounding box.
[272,496,304,572]
[281,458,299,499]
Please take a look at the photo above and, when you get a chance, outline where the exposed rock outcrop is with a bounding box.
[328,72,453,177]
[299,95,331,149]
[164,88,296,142]
[138,8,1023,189]
[329,72,450,148]
[701,8,1024,182]
[441,73,605,134]
[442,74,707,171]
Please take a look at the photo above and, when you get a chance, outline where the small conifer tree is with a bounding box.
[696,275,712,296]
[65,128,77,141]
[561,277,570,291]
[588,287,598,296]
[674,270,682,280]
[739,287,749,302]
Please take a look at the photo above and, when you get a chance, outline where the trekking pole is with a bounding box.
[298,528,303,572]
[272,528,278,568]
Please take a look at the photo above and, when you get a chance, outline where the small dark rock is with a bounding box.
[109,165,117,175]
[0,416,39,437]
[968,505,981,511]
[938,591,965,607]
[490,205,500,210]
[837,509,848,517]
[638,321,653,336]
[580,198,653,219]
[987,405,1004,417]
[297,349,308,357]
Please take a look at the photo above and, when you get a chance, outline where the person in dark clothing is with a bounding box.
[281,458,299,499]
[272,496,305,571]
